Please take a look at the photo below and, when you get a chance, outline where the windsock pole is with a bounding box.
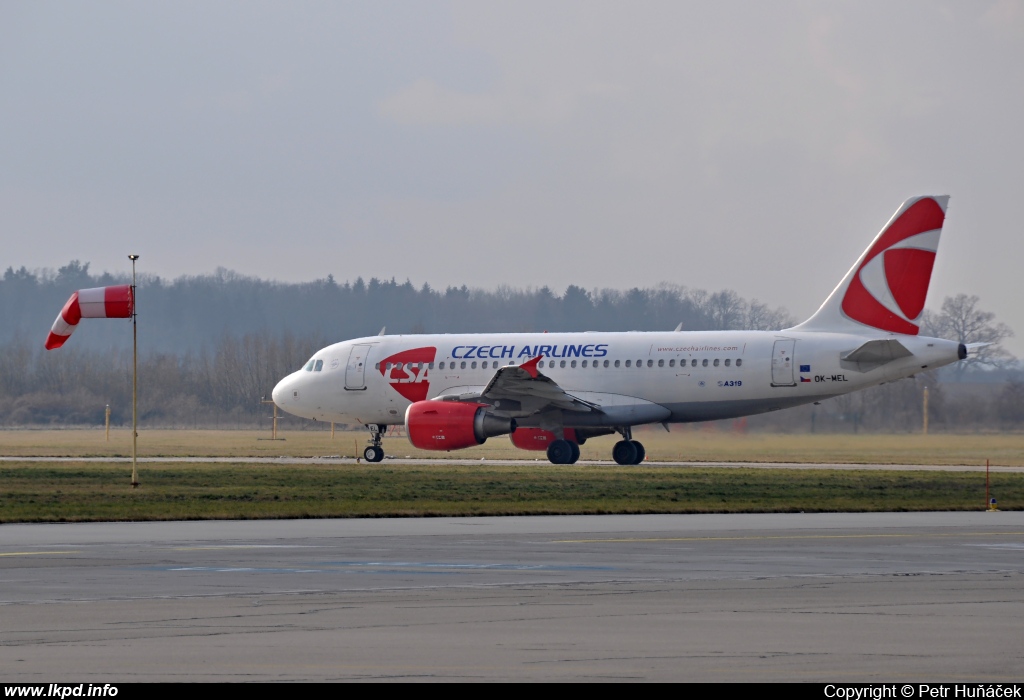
[130,254,139,488]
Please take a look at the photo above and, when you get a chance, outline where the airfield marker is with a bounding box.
[986,459,1000,511]
[129,254,139,488]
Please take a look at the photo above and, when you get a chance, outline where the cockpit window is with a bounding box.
[304,360,315,371]
[314,359,324,372]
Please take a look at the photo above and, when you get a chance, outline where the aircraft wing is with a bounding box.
[436,356,601,414]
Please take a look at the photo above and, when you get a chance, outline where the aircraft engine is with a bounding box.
[510,427,579,451]
[405,401,516,451]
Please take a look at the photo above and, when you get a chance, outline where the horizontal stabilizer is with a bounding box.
[841,338,912,370]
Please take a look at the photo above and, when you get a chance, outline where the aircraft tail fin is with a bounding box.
[791,195,949,335]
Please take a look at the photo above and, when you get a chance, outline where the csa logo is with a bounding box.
[841,197,945,335]
[379,346,436,403]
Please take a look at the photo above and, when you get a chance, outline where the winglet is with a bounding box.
[519,355,543,378]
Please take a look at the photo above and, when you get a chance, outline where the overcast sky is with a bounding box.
[2,1,1022,351]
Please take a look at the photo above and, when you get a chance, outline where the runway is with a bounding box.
[2,455,1021,471]
[2,512,1023,681]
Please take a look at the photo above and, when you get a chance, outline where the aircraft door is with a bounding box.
[345,344,372,390]
[771,339,796,387]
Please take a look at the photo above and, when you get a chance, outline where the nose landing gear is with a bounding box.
[363,424,386,463]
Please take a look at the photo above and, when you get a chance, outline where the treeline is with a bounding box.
[744,371,1024,434]
[1,261,793,354]
[1,331,1022,431]
[0,332,325,427]
[1,261,1019,431]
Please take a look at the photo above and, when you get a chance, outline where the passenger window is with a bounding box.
[374,363,380,370]
[471,361,477,369]
[560,360,566,368]
[314,359,323,371]
[637,360,642,368]
[724,359,731,367]
[581,360,588,368]
[702,359,708,367]
[625,360,631,367]
[481,361,488,369]
[429,363,434,369]
[713,359,720,367]
[736,359,743,367]
[439,362,445,370]
[460,361,466,369]
[668,359,674,367]
[647,360,654,368]
[604,360,610,368]
[571,360,577,368]
[691,359,697,367]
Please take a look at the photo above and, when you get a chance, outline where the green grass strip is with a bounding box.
[0,461,1020,523]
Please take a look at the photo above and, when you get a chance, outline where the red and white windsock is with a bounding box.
[44,285,134,350]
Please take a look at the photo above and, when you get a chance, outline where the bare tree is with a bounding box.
[920,294,1014,377]
[745,298,794,331]
[996,376,1024,426]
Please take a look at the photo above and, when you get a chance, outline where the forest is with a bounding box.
[0,261,1017,431]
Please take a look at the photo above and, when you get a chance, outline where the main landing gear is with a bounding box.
[363,424,385,463]
[546,439,581,465]
[544,429,645,466]
[612,427,645,465]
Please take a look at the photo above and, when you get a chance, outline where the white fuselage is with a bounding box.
[272,329,962,428]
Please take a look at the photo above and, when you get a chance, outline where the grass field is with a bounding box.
[0,461,1018,522]
[2,429,1019,522]
[1,427,1021,465]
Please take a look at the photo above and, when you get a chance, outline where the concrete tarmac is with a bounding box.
[2,513,1023,681]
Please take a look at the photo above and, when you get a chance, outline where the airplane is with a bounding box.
[272,195,970,465]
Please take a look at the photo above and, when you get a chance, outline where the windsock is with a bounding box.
[44,285,134,350]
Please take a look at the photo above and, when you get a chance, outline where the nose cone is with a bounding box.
[271,374,291,411]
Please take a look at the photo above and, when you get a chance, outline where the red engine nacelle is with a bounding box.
[509,427,578,451]
[405,401,516,451]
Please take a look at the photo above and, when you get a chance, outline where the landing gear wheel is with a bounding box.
[547,439,574,465]
[568,441,581,464]
[631,441,645,465]
[364,424,386,463]
[612,440,638,466]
